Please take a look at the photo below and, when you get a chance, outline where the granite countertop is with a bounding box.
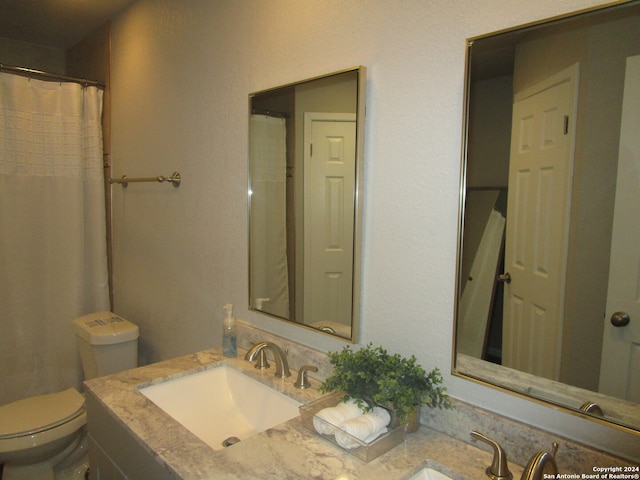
[84,348,521,480]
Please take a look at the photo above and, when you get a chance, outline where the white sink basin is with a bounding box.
[408,467,454,480]
[139,366,301,450]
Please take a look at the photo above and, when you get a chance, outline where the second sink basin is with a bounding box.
[407,466,454,480]
[139,365,301,450]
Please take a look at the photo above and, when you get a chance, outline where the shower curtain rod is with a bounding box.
[0,63,105,88]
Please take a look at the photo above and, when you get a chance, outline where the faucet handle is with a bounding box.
[471,430,513,480]
[294,365,318,389]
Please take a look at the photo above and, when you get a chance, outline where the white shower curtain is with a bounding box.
[0,72,110,404]
[249,114,290,319]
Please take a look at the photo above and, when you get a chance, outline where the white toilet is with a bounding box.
[0,312,139,480]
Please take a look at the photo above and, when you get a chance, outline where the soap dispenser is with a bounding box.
[222,303,237,358]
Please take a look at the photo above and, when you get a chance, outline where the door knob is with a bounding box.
[610,311,630,327]
[498,272,511,284]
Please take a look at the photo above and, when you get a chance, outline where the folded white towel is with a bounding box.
[313,398,364,435]
[335,407,391,449]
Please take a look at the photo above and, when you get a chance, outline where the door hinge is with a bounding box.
[564,115,569,135]
[310,143,313,157]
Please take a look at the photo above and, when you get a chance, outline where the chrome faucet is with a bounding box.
[244,341,291,378]
[521,443,558,480]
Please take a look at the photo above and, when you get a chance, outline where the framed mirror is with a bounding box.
[454,1,640,433]
[248,67,366,342]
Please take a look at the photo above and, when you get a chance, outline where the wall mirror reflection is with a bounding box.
[248,67,365,342]
[455,1,640,433]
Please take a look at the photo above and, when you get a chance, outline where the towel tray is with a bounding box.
[299,391,406,463]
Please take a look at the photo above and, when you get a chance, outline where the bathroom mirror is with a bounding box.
[455,1,640,433]
[248,67,365,342]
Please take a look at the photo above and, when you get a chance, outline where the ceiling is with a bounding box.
[0,0,137,49]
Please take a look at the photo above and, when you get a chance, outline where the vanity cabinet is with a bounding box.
[86,392,178,480]
[87,435,127,480]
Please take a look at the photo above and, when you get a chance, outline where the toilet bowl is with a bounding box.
[0,312,139,480]
[0,389,85,480]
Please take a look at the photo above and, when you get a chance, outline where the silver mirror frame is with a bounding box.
[452,1,640,436]
[247,66,366,343]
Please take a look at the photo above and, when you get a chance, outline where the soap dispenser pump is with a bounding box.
[222,303,237,358]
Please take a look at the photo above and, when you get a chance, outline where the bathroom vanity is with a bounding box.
[84,348,493,480]
[84,325,634,479]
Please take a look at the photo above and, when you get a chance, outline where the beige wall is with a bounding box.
[108,0,637,459]
[0,37,65,72]
[466,75,513,188]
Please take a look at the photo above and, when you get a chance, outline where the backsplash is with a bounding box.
[237,321,638,468]
[423,398,635,470]
[237,320,335,380]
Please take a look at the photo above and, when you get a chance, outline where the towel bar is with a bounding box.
[109,171,181,188]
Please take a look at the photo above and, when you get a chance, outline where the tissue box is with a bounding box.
[299,391,406,463]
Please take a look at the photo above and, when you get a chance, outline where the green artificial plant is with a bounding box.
[320,343,452,424]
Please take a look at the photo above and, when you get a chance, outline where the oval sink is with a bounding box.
[139,366,300,450]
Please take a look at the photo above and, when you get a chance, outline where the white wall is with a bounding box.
[109,0,638,459]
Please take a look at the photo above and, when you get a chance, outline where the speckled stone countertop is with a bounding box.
[84,348,519,480]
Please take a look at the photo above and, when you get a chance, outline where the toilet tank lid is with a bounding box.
[72,311,139,345]
[0,388,85,438]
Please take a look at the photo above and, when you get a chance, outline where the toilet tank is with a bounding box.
[72,312,139,380]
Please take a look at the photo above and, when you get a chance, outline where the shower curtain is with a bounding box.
[249,114,290,319]
[0,72,110,405]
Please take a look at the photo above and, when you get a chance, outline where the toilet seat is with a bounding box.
[0,388,85,440]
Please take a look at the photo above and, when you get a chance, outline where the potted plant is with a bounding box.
[320,343,452,431]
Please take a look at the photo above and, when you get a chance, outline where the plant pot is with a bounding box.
[405,404,421,433]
